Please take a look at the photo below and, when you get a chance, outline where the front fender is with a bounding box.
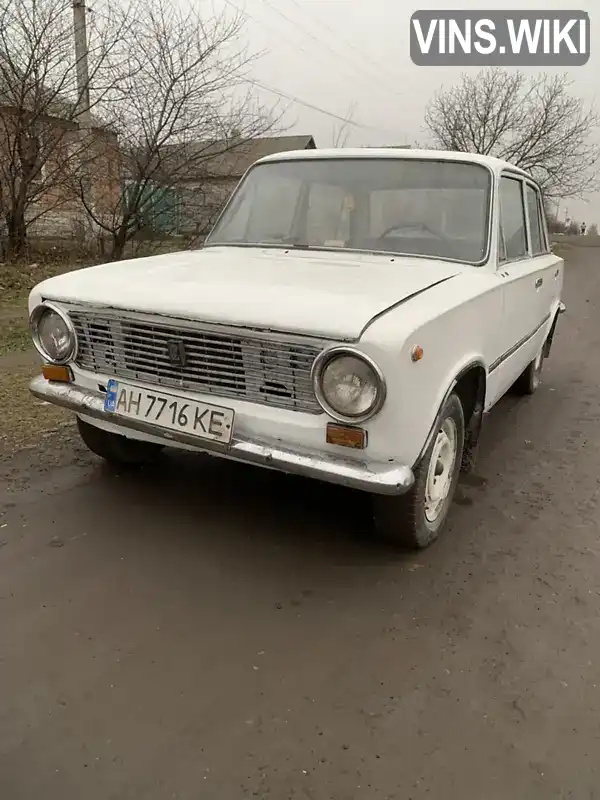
[414,355,487,466]
[356,279,500,469]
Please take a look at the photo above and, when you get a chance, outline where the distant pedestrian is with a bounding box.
[581,222,587,235]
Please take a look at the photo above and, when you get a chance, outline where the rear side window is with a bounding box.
[526,184,546,255]
[499,177,527,261]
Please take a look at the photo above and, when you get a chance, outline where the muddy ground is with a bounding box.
[1,245,599,799]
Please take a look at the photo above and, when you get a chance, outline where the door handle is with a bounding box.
[535,277,543,288]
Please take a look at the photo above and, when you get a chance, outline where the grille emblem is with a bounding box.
[167,339,187,367]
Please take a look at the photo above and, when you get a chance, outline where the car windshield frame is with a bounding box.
[204,156,495,266]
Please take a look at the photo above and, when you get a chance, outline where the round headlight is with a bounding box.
[313,348,385,422]
[30,303,77,364]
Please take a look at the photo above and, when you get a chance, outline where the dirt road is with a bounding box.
[1,246,599,799]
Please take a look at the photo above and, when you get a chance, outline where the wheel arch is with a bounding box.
[415,359,487,474]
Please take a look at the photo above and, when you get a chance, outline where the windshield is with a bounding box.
[205,157,492,264]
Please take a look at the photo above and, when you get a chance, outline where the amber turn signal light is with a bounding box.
[411,345,424,362]
[42,364,72,382]
[326,423,366,449]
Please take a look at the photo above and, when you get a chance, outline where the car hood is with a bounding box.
[33,246,463,340]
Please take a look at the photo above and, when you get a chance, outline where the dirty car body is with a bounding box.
[28,148,565,549]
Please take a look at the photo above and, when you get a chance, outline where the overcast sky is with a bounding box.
[226,0,598,224]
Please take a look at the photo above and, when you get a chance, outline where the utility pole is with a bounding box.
[72,0,95,243]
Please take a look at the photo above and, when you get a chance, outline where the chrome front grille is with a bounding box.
[68,310,323,413]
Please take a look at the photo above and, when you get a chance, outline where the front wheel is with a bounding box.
[372,393,465,550]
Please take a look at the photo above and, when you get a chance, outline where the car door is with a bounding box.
[486,173,549,407]
[523,179,563,324]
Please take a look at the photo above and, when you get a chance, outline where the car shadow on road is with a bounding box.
[97,447,400,564]
[89,371,570,573]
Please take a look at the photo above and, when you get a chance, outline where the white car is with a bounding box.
[28,148,565,549]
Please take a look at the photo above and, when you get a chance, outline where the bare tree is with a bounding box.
[424,68,600,200]
[74,0,277,261]
[0,0,130,260]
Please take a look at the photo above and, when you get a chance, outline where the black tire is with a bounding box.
[372,392,465,550]
[512,347,544,396]
[77,417,164,466]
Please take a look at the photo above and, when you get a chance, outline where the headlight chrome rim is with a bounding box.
[311,346,386,423]
[29,301,78,365]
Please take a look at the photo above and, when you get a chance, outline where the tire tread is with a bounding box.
[373,393,465,550]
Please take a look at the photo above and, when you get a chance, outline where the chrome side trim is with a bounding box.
[488,313,552,374]
[29,376,414,496]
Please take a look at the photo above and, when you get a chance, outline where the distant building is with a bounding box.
[156,135,317,236]
[0,60,120,239]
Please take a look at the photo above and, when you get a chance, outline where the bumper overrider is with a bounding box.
[30,376,415,496]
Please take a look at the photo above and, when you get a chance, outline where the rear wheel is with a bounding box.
[512,346,544,395]
[372,393,465,550]
[77,417,164,466]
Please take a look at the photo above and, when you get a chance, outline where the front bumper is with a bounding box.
[30,376,415,496]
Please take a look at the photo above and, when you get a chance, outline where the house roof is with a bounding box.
[162,135,317,181]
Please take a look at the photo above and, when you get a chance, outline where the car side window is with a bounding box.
[498,220,507,261]
[499,176,527,261]
[526,184,545,255]
[537,192,549,252]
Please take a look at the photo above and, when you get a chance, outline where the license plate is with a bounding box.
[103,380,234,444]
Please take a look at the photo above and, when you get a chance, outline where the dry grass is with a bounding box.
[0,361,75,456]
[0,316,30,357]
[0,260,86,311]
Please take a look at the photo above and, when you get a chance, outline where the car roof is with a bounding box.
[254,147,532,179]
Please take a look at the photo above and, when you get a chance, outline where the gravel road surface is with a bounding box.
[1,246,599,799]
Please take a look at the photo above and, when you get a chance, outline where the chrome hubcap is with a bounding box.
[424,418,458,523]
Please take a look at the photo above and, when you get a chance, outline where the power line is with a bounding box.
[285,0,407,90]
[250,79,400,138]
[223,0,403,107]
[258,0,404,101]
